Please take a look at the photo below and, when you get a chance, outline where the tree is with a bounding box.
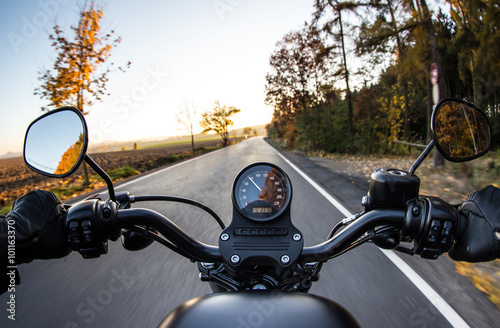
[200,101,241,147]
[242,127,252,137]
[313,0,363,146]
[265,23,336,148]
[34,1,130,113]
[34,1,130,185]
[446,0,500,145]
[356,0,417,142]
[176,98,198,153]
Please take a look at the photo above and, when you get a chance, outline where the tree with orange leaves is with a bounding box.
[34,1,130,114]
[35,1,130,185]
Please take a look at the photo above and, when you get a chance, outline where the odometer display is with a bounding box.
[232,163,291,221]
[253,207,272,214]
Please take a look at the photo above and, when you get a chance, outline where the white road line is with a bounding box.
[275,151,470,328]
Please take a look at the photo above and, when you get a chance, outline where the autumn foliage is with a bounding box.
[55,134,84,175]
[34,1,130,113]
[266,0,500,155]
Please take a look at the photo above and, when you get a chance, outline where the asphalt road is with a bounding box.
[1,137,499,327]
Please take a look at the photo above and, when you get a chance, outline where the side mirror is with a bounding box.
[24,107,88,177]
[432,98,490,162]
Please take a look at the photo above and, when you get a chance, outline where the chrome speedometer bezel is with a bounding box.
[232,162,292,222]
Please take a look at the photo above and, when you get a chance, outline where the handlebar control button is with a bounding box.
[412,206,421,217]
[430,220,441,232]
[68,220,81,246]
[82,220,93,243]
[102,207,111,218]
[440,221,453,245]
[427,234,437,244]
[426,220,442,244]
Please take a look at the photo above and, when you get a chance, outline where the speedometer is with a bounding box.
[232,163,292,221]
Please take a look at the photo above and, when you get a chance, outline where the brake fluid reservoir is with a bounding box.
[366,168,420,210]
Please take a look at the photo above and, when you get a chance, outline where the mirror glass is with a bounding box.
[24,108,87,177]
[433,100,490,161]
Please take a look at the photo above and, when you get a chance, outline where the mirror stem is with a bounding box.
[84,155,116,202]
[409,140,434,175]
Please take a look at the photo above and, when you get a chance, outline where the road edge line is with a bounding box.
[275,151,470,328]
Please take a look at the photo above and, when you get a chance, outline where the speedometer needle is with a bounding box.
[248,176,262,191]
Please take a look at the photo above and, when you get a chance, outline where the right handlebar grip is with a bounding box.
[449,186,500,262]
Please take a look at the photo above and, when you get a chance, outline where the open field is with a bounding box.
[87,125,267,153]
[0,137,242,209]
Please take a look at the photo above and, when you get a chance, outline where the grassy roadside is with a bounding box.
[47,146,222,200]
[0,205,12,215]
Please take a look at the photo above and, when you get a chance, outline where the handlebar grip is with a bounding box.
[453,210,468,240]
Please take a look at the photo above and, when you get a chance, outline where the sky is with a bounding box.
[0,0,316,156]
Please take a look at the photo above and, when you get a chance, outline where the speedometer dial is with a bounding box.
[232,163,292,221]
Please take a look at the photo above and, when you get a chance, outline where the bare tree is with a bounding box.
[176,98,198,153]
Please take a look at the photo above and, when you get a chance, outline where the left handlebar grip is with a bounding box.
[66,199,120,259]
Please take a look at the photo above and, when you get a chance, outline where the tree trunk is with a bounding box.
[191,133,195,153]
[338,9,353,146]
[387,0,411,143]
[82,161,90,187]
[223,132,228,147]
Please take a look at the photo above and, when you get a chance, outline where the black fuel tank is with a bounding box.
[158,291,360,328]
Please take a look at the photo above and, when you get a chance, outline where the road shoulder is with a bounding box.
[275,148,500,328]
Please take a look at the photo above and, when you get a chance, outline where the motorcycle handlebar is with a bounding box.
[116,206,407,264]
[117,208,222,262]
[67,195,459,263]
